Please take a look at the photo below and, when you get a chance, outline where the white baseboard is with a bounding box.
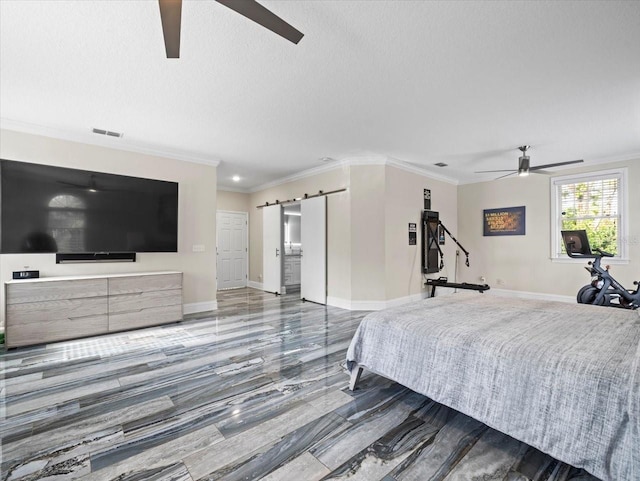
[245,281,287,295]
[184,300,218,314]
[488,288,574,303]
[327,296,388,311]
[384,291,429,309]
[330,287,574,311]
[350,300,387,310]
[326,296,353,310]
[328,291,430,311]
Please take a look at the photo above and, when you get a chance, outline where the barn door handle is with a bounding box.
[276,248,280,257]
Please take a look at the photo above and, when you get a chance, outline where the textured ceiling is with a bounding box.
[1,0,639,190]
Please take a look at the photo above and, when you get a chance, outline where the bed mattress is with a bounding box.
[346,293,640,480]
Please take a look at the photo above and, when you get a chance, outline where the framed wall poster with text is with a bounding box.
[483,206,526,236]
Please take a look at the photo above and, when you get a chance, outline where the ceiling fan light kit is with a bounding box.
[517,150,530,176]
[158,0,303,59]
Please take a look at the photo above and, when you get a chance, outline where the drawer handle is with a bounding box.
[68,313,106,321]
[111,308,153,315]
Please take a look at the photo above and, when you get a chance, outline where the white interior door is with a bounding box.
[216,211,247,290]
[301,196,326,304]
[263,205,283,294]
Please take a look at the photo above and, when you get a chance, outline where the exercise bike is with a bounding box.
[562,230,640,309]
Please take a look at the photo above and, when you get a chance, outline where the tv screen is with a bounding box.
[1,159,178,254]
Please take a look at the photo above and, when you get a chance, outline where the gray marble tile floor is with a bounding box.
[1,288,601,481]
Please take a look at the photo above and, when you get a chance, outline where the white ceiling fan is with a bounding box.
[475,146,584,179]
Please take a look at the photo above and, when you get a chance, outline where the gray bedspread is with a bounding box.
[346,293,640,480]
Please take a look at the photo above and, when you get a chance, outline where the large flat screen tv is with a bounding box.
[1,159,178,254]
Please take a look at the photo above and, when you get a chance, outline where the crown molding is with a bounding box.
[385,157,459,185]
[249,154,458,193]
[339,152,389,165]
[0,118,220,167]
[341,153,459,184]
[587,151,640,165]
[248,160,350,193]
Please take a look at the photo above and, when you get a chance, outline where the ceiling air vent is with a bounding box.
[434,162,448,167]
[92,128,123,138]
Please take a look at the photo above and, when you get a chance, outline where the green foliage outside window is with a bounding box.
[561,217,618,254]
[560,178,619,255]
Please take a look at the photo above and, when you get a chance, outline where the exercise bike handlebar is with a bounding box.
[564,242,614,259]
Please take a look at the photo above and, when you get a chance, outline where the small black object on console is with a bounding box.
[12,270,40,280]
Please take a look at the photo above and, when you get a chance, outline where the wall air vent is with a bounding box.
[434,162,448,167]
[92,128,123,138]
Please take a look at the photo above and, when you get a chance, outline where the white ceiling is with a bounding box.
[1,0,639,191]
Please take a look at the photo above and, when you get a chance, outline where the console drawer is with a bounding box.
[109,304,183,332]
[6,278,108,305]
[109,273,182,295]
[6,297,109,347]
[109,289,182,314]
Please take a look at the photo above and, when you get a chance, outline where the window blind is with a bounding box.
[559,176,620,255]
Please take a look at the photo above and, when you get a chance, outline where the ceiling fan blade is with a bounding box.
[215,0,304,44]
[475,169,517,173]
[530,159,583,170]
[530,170,552,175]
[496,172,517,180]
[159,0,182,58]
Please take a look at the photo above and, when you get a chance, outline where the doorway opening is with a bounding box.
[283,203,301,293]
[262,197,326,304]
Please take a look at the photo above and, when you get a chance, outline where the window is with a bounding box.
[550,168,627,260]
[48,194,86,252]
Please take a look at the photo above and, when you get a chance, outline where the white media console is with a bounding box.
[4,271,183,348]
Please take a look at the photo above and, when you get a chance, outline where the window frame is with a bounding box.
[550,167,628,263]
